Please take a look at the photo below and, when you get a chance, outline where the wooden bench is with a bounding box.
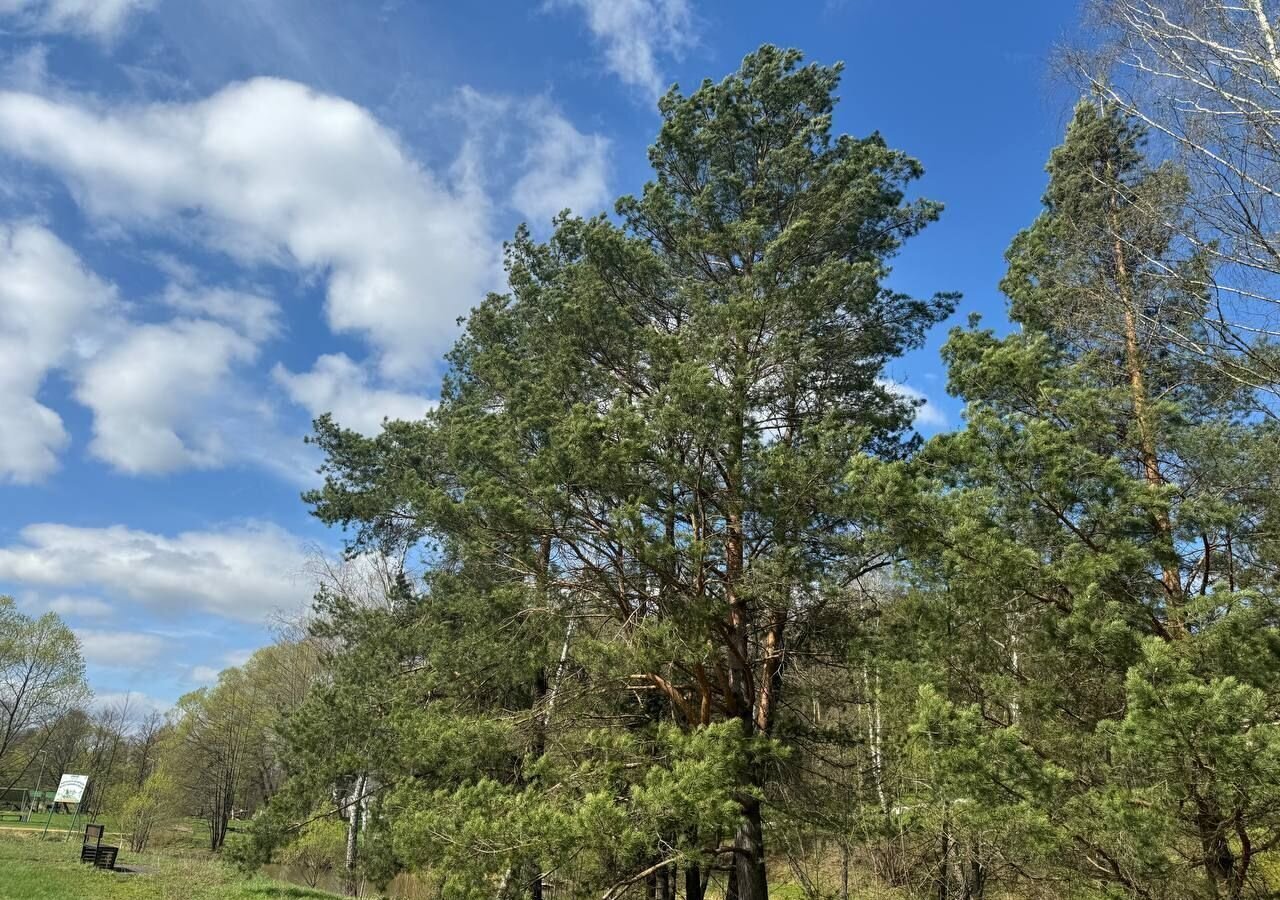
[80,824,104,864]
[80,824,120,870]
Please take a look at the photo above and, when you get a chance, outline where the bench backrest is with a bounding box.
[83,824,104,846]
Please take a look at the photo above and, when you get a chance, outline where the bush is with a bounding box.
[119,773,178,853]
[277,818,347,888]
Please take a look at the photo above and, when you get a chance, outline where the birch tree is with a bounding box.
[1078,0,1280,392]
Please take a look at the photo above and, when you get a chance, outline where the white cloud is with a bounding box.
[0,0,152,39]
[162,284,280,343]
[549,0,693,99]
[511,105,610,224]
[0,222,293,479]
[273,353,432,436]
[222,648,253,668]
[75,318,259,474]
[77,628,169,668]
[454,88,611,226]
[17,592,113,619]
[0,521,312,622]
[879,379,948,429]
[188,649,251,686]
[0,223,117,483]
[0,78,497,377]
[90,691,171,718]
[189,665,220,685]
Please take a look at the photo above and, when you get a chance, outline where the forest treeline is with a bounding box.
[5,4,1280,899]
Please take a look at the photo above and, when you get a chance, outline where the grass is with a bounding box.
[0,829,344,900]
[0,811,125,837]
[0,812,225,847]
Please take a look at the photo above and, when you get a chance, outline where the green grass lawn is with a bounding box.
[0,830,343,900]
[0,812,231,848]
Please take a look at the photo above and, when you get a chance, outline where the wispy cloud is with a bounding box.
[0,521,312,623]
[0,0,153,40]
[548,0,694,100]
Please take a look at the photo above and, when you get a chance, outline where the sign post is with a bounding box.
[41,774,87,839]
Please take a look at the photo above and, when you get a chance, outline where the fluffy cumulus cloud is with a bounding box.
[189,665,220,685]
[0,222,289,479]
[76,319,259,473]
[273,353,433,436]
[0,522,312,622]
[0,223,116,483]
[0,0,152,39]
[550,0,694,99]
[161,284,280,343]
[0,78,495,377]
[0,79,610,479]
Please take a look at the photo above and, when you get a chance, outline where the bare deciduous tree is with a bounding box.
[1075,0,1280,394]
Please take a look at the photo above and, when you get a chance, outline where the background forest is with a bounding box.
[4,4,1280,900]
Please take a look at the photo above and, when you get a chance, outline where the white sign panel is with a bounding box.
[52,774,88,805]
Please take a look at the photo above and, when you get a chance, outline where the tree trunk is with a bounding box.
[1110,214,1183,634]
[863,666,888,816]
[840,841,850,900]
[685,863,705,900]
[733,797,768,900]
[1195,797,1237,899]
[344,771,366,896]
[937,805,950,900]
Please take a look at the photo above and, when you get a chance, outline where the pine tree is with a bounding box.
[297,45,954,900]
[873,103,1280,899]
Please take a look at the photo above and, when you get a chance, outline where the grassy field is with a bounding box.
[0,830,343,900]
[0,811,230,847]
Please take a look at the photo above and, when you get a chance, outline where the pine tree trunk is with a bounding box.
[733,797,768,900]
[1111,216,1183,634]
[685,863,704,900]
[1195,796,1237,900]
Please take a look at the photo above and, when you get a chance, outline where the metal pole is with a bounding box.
[64,801,80,842]
[28,751,47,823]
[40,778,55,839]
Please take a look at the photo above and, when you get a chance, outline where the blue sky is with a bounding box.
[0,0,1082,711]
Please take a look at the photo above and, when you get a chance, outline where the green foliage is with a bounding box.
[223,52,1280,900]
[275,818,348,889]
[876,102,1280,900]
[120,771,179,853]
[0,596,90,790]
